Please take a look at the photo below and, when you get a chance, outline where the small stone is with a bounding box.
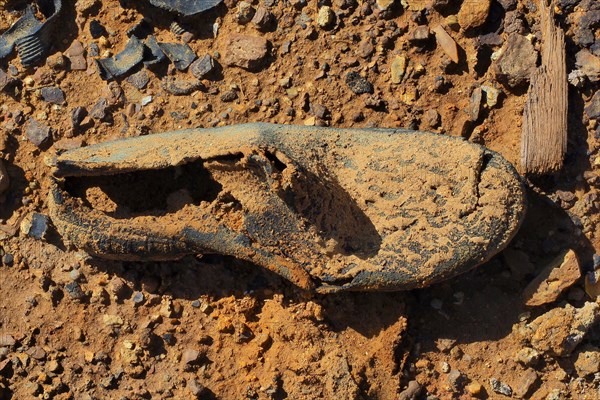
[40,87,66,105]
[108,277,130,300]
[423,109,441,129]
[585,90,600,120]
[190,54,217,79]
[585,269,600,298]
[46,53,66,70]
[90,98,109,120]
[182,348,203,366]
[186,378,205,398]
[432,25,459,63]
[317,6,335,28]
[65,282,85,300]
[398,380,422,400]
[0,69,18,92]
[525,301,599,357]
[223,35,269,70]
[47,360,60,373]
[410,26,431,43]
[20,213,49,239]
[26,346,46,361]
[497,0,517,10]
[126,70,150,90]
[0,334,15,347]
[481,85,500,108]
[515,347,540,367]
[71,106,88,129]
[237,1,255,24]
[141,96,153,106]
[466,87,483,122]
[514,369,538,398]
[458,0,491,30]
[89,20,106,38]
[0,159,9,195]
[574,345,600,377]
[161,77,203,96]
[376,0,395,11]
[523,249,582,306]
[447,370,463,390]
[494,34,537,88]
[575,49,600,83]
[220,89,238,102]
[25,118,51,147]
[103,314,123,327]
[251,6,274,31]
[310,103,329,119]
[489,378,512,396]
[2,253,14,266]
[191,300,201,308]
[345,72,373,94]
[440,361,450,373]
[64,41,87,70]
[391,55,407,84]
[466,381,483,396]
[132,292,145,305]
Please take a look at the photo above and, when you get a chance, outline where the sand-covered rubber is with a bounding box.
[48,123,526,293]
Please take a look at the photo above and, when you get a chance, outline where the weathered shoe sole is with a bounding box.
[48,123,526,293]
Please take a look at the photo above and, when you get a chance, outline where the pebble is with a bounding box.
[0,334,16,347]
[481,85,500,108]
[47,360,61,374]
[64,40,87,70]
[497,0,517,10]
[132,291,145,305]
[467,87,482,122]
[90,98,109,120]
[161,77,203,96]
[515,347,540,367]
[141,96,153,106]
[447,369,463,390]
[390,55,407,84]
[89,20,106,38]
[26,346,46,361]
[0,68,18,92]
[522,249,581,306]
[2,253,14,266]
[575,49,600,83]
[458,0,490,30]
[223,35,269,70]
[108,277,130,301]
[251,6,274,31]
[585,90,600,120]
[46,53,66,70]
[398,380,422,400]
[525,301,599,356]
[188,378,206,398]
[432,25,459,63]
[103,314,123,327]
[40,87,66,105]
[65,282,86,300]
[237,1,254,24]
[126,70,150,90]
[410,26,431,43]
[0,159,9,195]
[514,369,538,398]
[25,118,52,147]
[489,378,512,396]
[345,72,374,94]
[71,106,88,129]
[574,345,600,377]
[181,348,203,366]
[440,361,450,373]
[191,54,217,79]
[317,6,335,28]
[466,380,483,396]
[494,33,537,88]
[20,213,49,239]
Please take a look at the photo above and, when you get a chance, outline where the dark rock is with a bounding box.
[494,33,537,88]
[71,107,88,128]
[25,119,51,147]
[345,72,373,94]
[90,98,109,120]
[126,70,150,90]
[40,87,66,105]
[398,380,422,400]
[2,253,14,266]
[65,282,85,300]
[478,33,503,47]
[22,213,48,239]
[497,0,517,10]
[157,42,197,71]
[220,89,238,102]
[89,20,106,38]
[310,103,329,119]
[0,69,19,92]
[489,378,512,396]
[190,55,217,79]
[504,11,525,35]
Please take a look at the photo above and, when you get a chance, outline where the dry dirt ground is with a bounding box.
[0,0,600,399]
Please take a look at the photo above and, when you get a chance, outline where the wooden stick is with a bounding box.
[520,0,567,175]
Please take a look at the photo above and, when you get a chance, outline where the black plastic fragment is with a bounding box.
[148,0,223,16]
[95,36,145,81]
[143,35,167,66]
[157,42,196,70]
[0,0,63,67]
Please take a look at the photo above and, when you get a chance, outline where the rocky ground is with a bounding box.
[0,0,600,399]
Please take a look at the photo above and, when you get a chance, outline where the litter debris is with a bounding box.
[148,0,223,16]
[96,36,145,80]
